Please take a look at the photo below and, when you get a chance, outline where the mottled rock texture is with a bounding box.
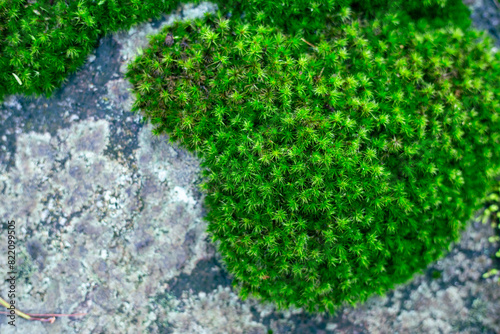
[0,116,215,333]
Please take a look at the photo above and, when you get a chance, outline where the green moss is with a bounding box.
[126,11,500,314]
[0,0,194,101]
[352,0,471,30]
[0,0,470,102]
[481,180,500,282]
[211,0,471,43]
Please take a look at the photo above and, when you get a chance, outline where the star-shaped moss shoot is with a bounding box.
[126,10,500,314]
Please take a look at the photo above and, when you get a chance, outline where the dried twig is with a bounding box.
[0,296,86,323]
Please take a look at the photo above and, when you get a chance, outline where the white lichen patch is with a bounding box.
[164,286,268,334]
[153,282,307,334]
[0,120,213,333]
[105,78,135,112]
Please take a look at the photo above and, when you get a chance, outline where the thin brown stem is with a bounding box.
[301,38,317,48]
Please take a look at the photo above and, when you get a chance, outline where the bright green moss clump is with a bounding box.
[213,0,471,42]
[0,0,470,101]
[0,0,190,101]
[126,11,500,313]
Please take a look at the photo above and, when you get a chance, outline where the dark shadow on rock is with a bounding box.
[164,256,233,298]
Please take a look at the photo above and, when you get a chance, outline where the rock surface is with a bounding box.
[0,1,499,333]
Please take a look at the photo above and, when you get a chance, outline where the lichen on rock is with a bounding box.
[0,119,213,333]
